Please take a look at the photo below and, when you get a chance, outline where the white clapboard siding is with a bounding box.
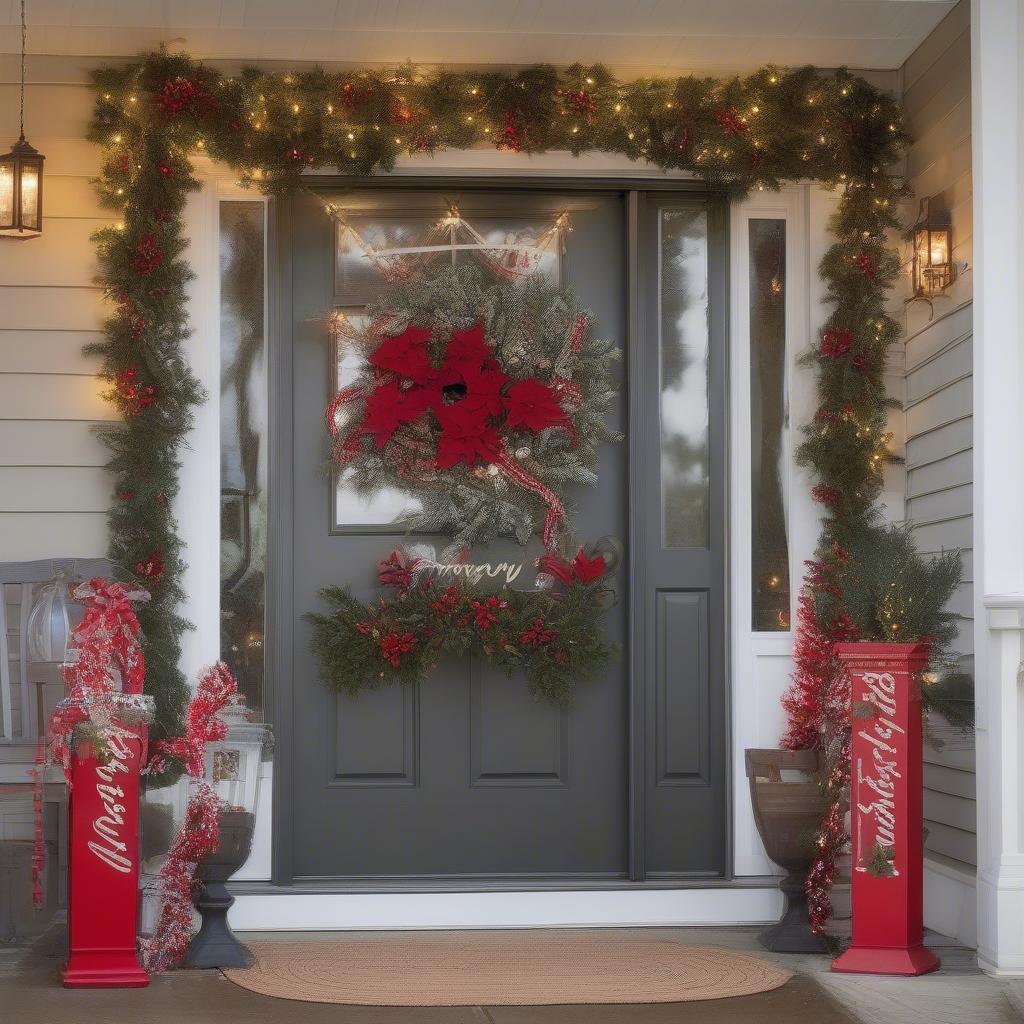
[0,467,112,514]
[0,286,106,332]
[0,516,109,562]
[0,421,108,467]
[0,57,116,569]
[1,219,109,288]
[901,0,976,870]
[0,375,113,421]
[0,331,103,375]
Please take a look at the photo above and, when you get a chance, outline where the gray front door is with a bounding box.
[275,185,727,885]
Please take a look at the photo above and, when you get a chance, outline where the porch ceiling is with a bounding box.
[0,0,955,74]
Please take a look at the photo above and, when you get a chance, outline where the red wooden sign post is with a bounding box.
[831,641,939,976]
[63,724,150,988]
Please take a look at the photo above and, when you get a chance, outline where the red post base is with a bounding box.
[832,944,940,977]
[62,961,150,989]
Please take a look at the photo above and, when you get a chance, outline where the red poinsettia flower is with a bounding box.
[456,365,509,418]
[378,631,416,667]
[377,550,415,592]
[503,378,567,433]
[361,380,436,446]
[369,324,434,383]
[434,403,500,468]
[572,550,606,583]
[443,323,493,373]
[820,327,854,359]
[538,549,607,585]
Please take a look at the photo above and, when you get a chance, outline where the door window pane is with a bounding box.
[333,312,424,528]
[220,201,268,717]
[749,219,791,631]
[335,211,562,306]
[660,207,710,548]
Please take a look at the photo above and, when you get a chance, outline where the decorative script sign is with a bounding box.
[424,559,524,587]
[854,671,904,876]
[88,730,136,873]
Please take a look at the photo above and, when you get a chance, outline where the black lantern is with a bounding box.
[911,196,952,298]
[1,1,44,239]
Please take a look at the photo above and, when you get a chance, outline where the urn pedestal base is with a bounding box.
[181,881,253,969]
[759,873,831,954]
[182,809,255,970]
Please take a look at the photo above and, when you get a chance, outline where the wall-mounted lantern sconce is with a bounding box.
[0,1,44,239]
[910,196,953,298]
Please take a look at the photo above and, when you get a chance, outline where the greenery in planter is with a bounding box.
[817,521,962,651]
[817,520,969,725]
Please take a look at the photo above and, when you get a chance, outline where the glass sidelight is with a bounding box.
[219,200,269,718]
[749,218,791,631]
[658,207,710,549]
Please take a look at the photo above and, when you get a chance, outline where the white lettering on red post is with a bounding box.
[855,671,903,875]
[87,731,134,874]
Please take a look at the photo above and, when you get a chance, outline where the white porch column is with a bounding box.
[972,0,1024,976]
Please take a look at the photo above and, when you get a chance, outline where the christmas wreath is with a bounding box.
[308,544,617,706]
[327,265,620,552]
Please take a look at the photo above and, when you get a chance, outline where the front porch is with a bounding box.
[8,0,1024,1008]
[3,924,1013,1024]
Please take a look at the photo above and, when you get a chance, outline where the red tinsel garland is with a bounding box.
[140,661,240,973]
[138,782,223,974]
[780,562,860,934]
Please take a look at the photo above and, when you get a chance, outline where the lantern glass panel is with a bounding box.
[0,159,13,228]
[928,227,949,268]
[21,161,39,230]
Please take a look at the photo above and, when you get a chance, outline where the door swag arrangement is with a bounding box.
[310,542,617,706]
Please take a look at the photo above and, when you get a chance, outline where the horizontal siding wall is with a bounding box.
[901,0,976,871]
[0,56,112,561]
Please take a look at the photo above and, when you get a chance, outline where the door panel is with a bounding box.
[279,185,728,885]
[639,195,729,877]
[289,189,628,881]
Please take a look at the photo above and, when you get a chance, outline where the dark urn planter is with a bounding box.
[745,748,832,954]
[181,809,255,968]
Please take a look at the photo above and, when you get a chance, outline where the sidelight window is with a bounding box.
[748,218,791,631]
[219,200,269,717]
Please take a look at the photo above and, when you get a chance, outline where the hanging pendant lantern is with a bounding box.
[0,1,44,239]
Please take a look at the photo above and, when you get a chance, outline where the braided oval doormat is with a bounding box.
[222,932,792,1006]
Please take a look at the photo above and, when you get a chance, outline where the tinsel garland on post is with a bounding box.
[85,47,908,931]
[139,662,239,974]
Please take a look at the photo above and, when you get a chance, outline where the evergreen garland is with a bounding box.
[86,50,908,783]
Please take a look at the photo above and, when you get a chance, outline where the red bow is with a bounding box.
[538,549,607,586]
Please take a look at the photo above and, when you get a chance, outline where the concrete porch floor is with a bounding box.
[2,925,1022,1024]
